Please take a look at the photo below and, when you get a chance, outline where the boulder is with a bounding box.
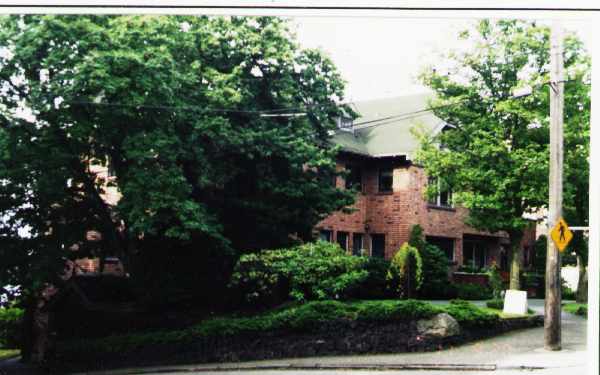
[417,313,461,338]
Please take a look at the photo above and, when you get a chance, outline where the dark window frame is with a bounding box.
[345,164,363,192]
[378,168,393,193]
[336,231,349,251]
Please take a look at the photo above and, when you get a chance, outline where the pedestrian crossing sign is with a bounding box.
[550,217,573,253]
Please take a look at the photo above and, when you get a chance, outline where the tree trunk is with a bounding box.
[576,255,588,303]
[509,231,524,290]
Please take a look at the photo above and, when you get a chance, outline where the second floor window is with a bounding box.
[428,177,453,207]
[345,164,362,191]
[378,168,393,193]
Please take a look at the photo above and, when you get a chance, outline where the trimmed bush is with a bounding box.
[455,283,492,300]
[486,299,504,310]
[353,257,393,300]
[563,303,587,317]
[230,241,369,306]
[387,243,423,298]
[408,225,452,300]
[487,265,504,299]
[445,300,499,328]
[0,307,23,349]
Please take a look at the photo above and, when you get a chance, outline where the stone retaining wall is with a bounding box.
[54,315,543,373]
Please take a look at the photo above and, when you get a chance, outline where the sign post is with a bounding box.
[545,22,564,352]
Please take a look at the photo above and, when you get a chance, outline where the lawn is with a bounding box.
[563,303,587,317]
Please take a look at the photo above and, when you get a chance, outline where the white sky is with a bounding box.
[292,17,592,102]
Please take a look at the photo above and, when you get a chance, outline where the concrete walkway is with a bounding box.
[84,299,589,375]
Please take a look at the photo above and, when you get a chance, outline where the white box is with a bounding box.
[503,290,528,315]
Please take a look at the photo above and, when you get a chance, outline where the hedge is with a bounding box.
[57,299,500,358]
[0,307,23,349]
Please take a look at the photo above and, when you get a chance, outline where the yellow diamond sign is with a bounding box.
[550,218,573,252]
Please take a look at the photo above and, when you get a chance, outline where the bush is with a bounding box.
[419,244,453,298]
[487,265,504,299]
[444,300,499,328]
[562,278,576,300]
[387,243,423,298]
[353,257,393,300]
[58,300,447,357]
[486,299,504,310]
[563,303,587,317]
[230,241,369,306]
[0,307,23,349]
[408,225,452,300]
[455,283,492,300]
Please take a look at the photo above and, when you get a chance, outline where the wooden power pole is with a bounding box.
[545,22,564,351]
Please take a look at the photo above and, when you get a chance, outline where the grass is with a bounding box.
[563,303,587,317]
[0,349,19,361]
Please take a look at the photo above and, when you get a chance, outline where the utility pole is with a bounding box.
[545,22,563,351]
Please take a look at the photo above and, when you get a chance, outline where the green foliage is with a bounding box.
[229,241,369,305]
[486,299,504,310]
[487,265,504,299]
[408,225,452,299]
[0,16,355,295]
[0,307,23,349]
[455,283,493,300]
[387,243,423,298]
[563,303,587,317]
[561,279,576,300]
[57,300,445,356]
[444,300,499,328]
[415,20,590,288]
[353,257,393,300]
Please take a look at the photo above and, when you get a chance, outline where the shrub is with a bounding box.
[444,299,499,328]
[486,299,504,310]
[0,307,23,348]
[487,265,504,299]
[455,283,492,300]
[563,303,587,317]
[387,243,423,298]
[408,225,451,300]
[230,241,368,306]
[561,279,576,300]
[353,257,393,299]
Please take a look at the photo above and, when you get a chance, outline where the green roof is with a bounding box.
[332,92,447,160]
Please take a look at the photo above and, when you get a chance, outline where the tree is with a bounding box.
[415,20,590,290]
[0,15,355,300]
[407,225,451,299]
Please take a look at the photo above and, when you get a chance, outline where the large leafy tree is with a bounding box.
[0,15,354,299]
[416,20,590,290]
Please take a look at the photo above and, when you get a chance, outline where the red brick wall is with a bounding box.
[316,155,535,265]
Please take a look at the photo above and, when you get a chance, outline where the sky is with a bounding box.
[291,17,592,102]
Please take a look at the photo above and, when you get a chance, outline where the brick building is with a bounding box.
[316,93,536,273]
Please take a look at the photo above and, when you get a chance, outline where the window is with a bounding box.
[352,233,364,256]
[428,177,453,207]
[371,234,386,258]
[319,229,332,242]
[378,168,393,193]
[337,231,348,251]
[426,236,454,262]
[337,116,353,130]
[345,164,362,191]
[463,241,487,270]
[318,170,337,188]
